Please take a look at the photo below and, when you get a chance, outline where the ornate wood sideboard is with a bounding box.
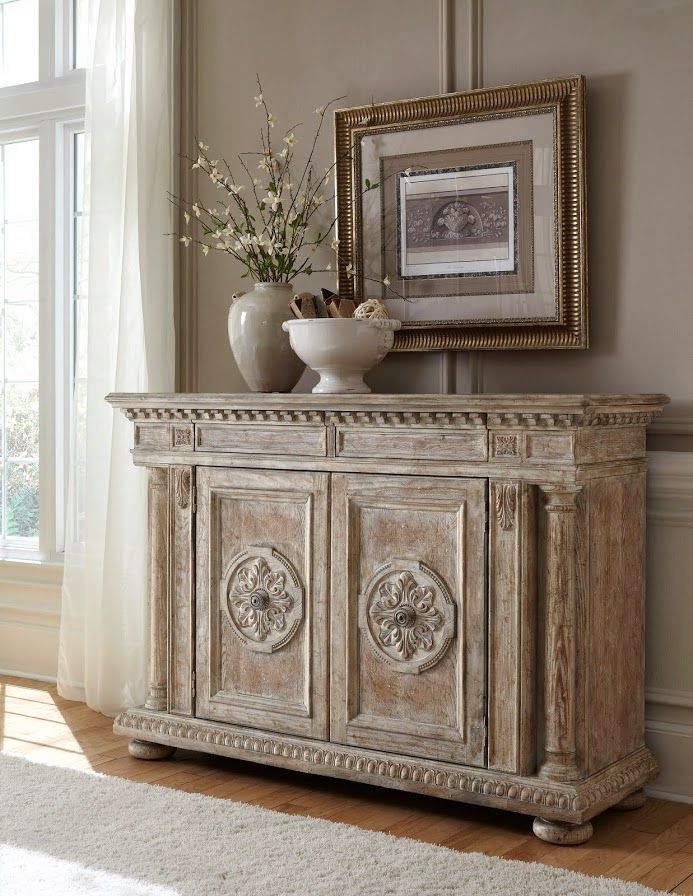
[107,392,668,844]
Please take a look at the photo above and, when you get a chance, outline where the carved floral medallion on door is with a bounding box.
[222,545,304,654]
[360,558,456,674]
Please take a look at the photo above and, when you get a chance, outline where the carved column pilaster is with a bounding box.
[145,467,169,711]
[538,485,582,782]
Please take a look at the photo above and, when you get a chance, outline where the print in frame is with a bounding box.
[334,76,588,351]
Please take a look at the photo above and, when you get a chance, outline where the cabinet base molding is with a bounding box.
[115,709,657,829]
[532,817,594,845]
[127,738,176,760]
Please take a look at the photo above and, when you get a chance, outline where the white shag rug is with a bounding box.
[0,752,665,896]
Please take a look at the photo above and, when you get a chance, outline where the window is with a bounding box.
[0,0,86,560]
[0,137,39,543]
[0,0,38,88]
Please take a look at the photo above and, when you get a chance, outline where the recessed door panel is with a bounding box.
[331,473,487,766]
[196,467,328,739]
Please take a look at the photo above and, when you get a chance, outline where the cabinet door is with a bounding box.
[331,473,487,766]
[196,467,328,739]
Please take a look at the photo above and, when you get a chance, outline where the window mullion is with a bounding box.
[38,0,57,83]
[37,118,56,557]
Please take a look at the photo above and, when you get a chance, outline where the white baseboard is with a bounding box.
[0,559,61,680]
[0,667,57,684]
[645,721,693,803]
[644,787,693,805]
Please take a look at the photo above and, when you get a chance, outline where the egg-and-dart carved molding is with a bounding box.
[114,710,658,820]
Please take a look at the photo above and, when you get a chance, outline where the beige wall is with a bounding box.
[191,0,693,800]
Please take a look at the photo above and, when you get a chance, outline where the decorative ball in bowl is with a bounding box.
[282,318,401,394]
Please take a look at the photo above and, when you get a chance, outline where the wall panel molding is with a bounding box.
[176,0,198,391]
[439,0,485,395]
[0,561,62,681]
[643,450,693,801]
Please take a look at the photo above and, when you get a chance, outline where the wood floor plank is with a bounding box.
[673,872,693,894]
[2,674,691,889]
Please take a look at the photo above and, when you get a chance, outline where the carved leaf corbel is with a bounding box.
[494,483,517,531]
[174,468,191,509]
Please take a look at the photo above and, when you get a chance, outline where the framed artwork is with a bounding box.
[335,76,588,351]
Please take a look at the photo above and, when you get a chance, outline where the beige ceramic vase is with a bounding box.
[227,282,305,392]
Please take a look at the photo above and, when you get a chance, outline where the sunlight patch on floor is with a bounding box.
[0,845,180,896]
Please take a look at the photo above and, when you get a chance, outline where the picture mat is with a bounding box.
[359,110,556,326]
[398,164,516,277]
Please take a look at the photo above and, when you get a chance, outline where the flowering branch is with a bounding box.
[173,79,407,295]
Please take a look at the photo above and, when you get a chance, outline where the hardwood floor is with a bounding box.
[2,674,692,892]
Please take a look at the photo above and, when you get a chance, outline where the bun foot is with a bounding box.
[533,817,593,845]
[128,739,175,760]
[613,789,646,811]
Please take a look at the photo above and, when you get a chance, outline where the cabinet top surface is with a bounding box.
[107,392,669,418]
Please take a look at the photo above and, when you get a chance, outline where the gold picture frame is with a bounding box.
[335,75,588,351]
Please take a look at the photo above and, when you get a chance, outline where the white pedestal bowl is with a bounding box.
[282,318,401,394]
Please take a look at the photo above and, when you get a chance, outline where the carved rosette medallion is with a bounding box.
[360,559,455,674]
[493,433,519,457]
[222,546,303,654]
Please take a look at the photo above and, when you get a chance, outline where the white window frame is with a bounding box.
[0,0,85,563]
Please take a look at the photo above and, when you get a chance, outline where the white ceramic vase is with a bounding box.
[282,318,401,394]
[228,282,305,393]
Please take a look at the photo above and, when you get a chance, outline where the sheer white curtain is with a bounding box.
[58,0,176,715]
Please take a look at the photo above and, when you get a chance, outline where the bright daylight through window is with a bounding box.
[0,0,86,559]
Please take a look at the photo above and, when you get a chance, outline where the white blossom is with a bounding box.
[183,211,191,225]
[179,236,191,247]
[226,182,244,195]
[383,275,391,287]
[266,190,281,211]
[315,105,325,116]
[345,263,354,276]
[267,113,276,128]
[403,167,412,176]
[283,132,296,147]
[330,238,339,253]
[201,244,210,256]
[198,141,209,151]
[192,202,201,218]
[254,94,263,107]
[209,167,222,185]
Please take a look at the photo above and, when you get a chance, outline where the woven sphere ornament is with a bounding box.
[353,298,389,320]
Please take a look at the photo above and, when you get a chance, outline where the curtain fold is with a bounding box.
[58,0,176,715]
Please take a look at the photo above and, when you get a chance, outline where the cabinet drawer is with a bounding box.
[196,423,327,457]
[335,426,488,462]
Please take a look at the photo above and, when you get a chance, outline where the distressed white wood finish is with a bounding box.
[168,466,194,716]
[195,467,329,740]
[108,392,668,843]
[330,474,487,765]
[145,468,169,712]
